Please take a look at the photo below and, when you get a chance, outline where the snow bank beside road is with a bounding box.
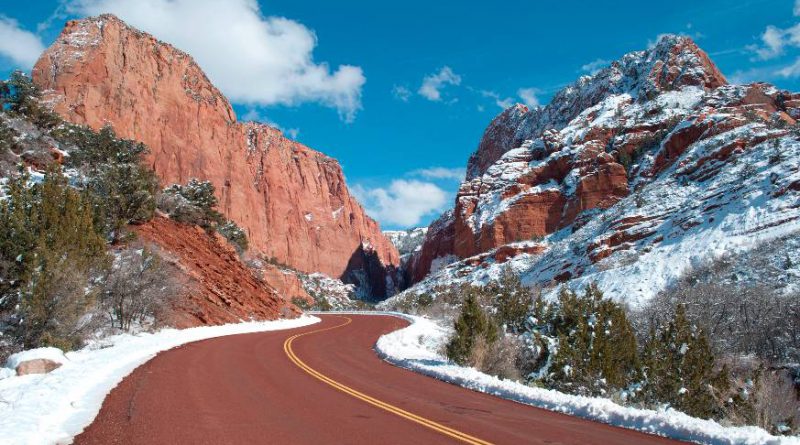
[0,316,319,445]
[374,313,798,445]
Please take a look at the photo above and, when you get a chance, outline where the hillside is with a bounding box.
[399,35,800,306]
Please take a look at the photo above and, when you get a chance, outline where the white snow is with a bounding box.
[0,316,319,445]
[372,313,798,445]
[4,348,68,371]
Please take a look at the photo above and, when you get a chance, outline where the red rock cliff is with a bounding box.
[32,15,400,297]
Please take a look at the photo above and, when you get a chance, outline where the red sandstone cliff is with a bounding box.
[32,15,400,297]
[409,35,736,282]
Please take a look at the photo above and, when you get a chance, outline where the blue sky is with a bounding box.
[1,0,798,229]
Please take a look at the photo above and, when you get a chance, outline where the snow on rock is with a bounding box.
[4,347,68,372]
[403,33,800,307]
[0,316,319,445]
[374,314,798,445]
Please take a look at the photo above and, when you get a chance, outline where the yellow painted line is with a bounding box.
[284,316,494,445]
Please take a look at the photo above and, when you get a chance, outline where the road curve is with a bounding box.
[73,314,684,444]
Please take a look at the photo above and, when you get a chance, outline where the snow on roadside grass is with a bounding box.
[0,315,320,445]
[372,312,799,445]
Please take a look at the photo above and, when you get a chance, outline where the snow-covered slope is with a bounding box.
[384,228,428,261]
[399,34,800,306]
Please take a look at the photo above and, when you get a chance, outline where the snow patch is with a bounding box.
[0,316,320,445]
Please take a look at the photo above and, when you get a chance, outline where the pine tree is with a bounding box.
[0,71,61,128]
[530,285,640,396]
[641,304,728,418]
[57,124,159,241]
[488,267,533,334]
[446,292,499,366]
[1,168,108,349]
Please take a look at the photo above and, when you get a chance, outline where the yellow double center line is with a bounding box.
[283,316,493,445]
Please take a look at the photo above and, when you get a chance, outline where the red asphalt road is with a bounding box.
[73,314,685,444]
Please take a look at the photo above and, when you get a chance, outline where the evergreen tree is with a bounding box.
[487,267,533,334]
[57,124,159,241]
[0,169,108,349]
[446,292,499,366]
[641,304,729,419]
[529,285,640,396]
[0,71,61,128]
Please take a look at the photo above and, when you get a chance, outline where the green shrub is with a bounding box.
[527,285,640,396]
[445,292,499,366]
[0,71,61,129]
[486,267,534,334]
[56,124,159,242]
[640,304,730,419]
[291,297,311,311]
[1,169,109,349]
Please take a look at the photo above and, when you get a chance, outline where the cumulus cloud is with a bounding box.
[352,180,449,228]
[748,2,800,62]
[411,167,465,181]
[517,87,540,107]
[580,58,609,75]
[418,66,461,101]
[392,84,412,102]
[65,0,365,122]
[0,16,45,68]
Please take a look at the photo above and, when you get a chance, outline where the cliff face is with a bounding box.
[408,35,800,289]
[32,15,400,297]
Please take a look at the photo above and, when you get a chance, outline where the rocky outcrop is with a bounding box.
[32,15,400,298]
[135,216,299,327]
[408,35,797,285]
[400,36,800,307]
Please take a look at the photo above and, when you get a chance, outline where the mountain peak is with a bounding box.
[465,36,727,180]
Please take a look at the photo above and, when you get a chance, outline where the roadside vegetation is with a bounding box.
[0,72,248,360]
[389,265,800,435]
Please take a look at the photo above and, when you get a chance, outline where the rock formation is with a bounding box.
[407,34,800,297]
[32,15,400,298]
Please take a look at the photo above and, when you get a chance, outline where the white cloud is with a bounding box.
[392,85,412,102]
[778,57,800,77]
[748,19,800,61]
[352,180,449,228]
[480,90,513,109]
[580,58,609,75]
[411,167,465,181]
[418,66,461,101]
[66,0,365,122]
[517,87,540,107]
[0,16,45,68]
[795,0,800,16]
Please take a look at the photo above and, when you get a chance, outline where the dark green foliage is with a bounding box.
[0,71,61,129]
[291,297,311,311]
[159,179,222,229]
[56,124,159,242]
[0,169,108,350]
[641,304,729,419]
[158,179,249,253]
[486,267,533,334]
[445,293,499,366]
[218,220,249,253]
[416,292,434,308]
[529,285,640,396]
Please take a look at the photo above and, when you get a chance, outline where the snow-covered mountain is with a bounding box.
[396,35,800,306]
[384,228,428,260]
